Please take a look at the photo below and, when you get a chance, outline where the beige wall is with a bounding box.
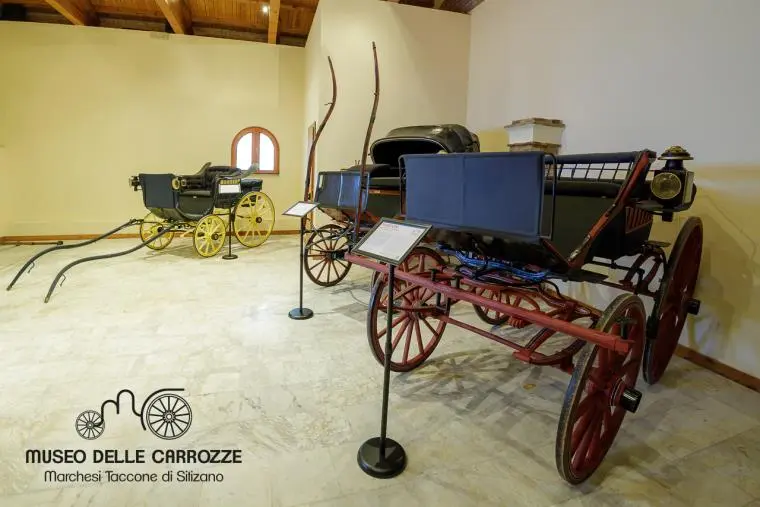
[468,0,760,377]
[0,22,305,235]
[0,147,10,237]
[307,0,471,174]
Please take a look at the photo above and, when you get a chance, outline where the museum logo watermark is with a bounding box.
[24,388,243,485]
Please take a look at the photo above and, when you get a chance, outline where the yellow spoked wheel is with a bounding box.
[139,212,174,251]
[233,191,275,248]
[193,214,227,257]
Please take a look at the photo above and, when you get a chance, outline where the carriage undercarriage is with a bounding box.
[346,215,702,483]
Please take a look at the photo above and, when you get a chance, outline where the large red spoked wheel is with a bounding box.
[471,287,541,326]
[304,224,351,287]
[556,294,646,485]
[643,217,703,385]
[367,247,450,372]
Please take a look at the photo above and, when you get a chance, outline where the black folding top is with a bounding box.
[371,124,480,166]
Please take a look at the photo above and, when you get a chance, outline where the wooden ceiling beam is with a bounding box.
[267,0,281,44]
[154,0,193,34]
[44,0,98,25]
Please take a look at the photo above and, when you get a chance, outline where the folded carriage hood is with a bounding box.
[370,124,480,166]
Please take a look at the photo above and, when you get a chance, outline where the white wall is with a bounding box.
[468,0,760,377]
[0,22,306,235]
[307,0,471,175]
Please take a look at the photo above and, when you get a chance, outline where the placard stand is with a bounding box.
[283,201,320,321]
[222,209,238,261]
[351,218,431,479]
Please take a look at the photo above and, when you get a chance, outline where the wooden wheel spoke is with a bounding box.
[572,404,602,472]
[414,319,424,355]
[420,315,438,335]
[391,318,411,352]
[377,313,408,337]
[316,260,329,281]
[401,321,414,364]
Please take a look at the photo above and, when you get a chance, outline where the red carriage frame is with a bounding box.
[345,147,703,484]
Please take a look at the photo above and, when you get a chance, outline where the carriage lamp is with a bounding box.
[129,176,140,191]
[650,146,695,206]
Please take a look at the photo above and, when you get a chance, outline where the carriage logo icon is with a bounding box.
[75,389,192,441]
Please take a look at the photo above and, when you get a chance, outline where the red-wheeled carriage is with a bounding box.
[346,145,702,484]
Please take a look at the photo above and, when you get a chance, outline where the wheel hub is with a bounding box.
[164,412,175,422]
[256,217,263,224]
[686,298,701,315]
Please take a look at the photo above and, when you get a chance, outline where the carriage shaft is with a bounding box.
[346,253,631,354]
[437,314,576,373]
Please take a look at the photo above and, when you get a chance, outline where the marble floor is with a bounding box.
[1,236,759,507]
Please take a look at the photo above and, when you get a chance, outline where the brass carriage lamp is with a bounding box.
[650,145,695,208]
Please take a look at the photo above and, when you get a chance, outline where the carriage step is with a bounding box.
[647,240,671,248]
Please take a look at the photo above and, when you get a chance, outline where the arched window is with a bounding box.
[231,127,280,174]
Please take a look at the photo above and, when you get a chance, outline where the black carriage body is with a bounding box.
[403,150,677,275]
[314,124,480,221]
[136,164,262,222]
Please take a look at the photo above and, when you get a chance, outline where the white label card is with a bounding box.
[283,201,319,217]
[219,183,241,194]
[353,219,431,266]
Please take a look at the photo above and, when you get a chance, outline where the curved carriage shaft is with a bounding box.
[347,252,632,356]
[6,219,141,291]
[43,227,178,303]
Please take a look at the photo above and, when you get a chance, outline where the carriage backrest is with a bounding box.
[138,174,178,209]
[403,152,547,242]
[315,171,369,211]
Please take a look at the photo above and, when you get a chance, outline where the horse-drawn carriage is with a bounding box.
[129,162,275,257]
[344,143,702,484]
[304,124,480,286]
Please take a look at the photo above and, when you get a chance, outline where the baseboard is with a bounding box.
[675,344,760,392]
[0,230,299,242]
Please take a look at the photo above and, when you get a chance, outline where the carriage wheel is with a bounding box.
[75,410,104,440]
[472,287,541,326]
[367,247,449,372]
[304,224,351,287]
[193,214,226,257]
[139,212,174,251]
[643,217,703,385]
[145,393,192,440]
[556,294,645,484]
[233,191,275,248]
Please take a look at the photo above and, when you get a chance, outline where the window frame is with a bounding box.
[231,126,280,175]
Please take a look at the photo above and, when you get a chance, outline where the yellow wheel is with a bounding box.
[233,191,275,248]
[139,212,174,251]
[193,214,226,257]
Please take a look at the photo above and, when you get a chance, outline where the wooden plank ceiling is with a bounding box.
[0,0,481,47]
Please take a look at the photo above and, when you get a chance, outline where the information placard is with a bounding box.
[283,201,319,217]
[352,218,431,266]
[219,183,241,194]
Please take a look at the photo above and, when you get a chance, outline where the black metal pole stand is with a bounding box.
[222,209,238,260]
[357,263,406,478]
[288,216,313,320]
